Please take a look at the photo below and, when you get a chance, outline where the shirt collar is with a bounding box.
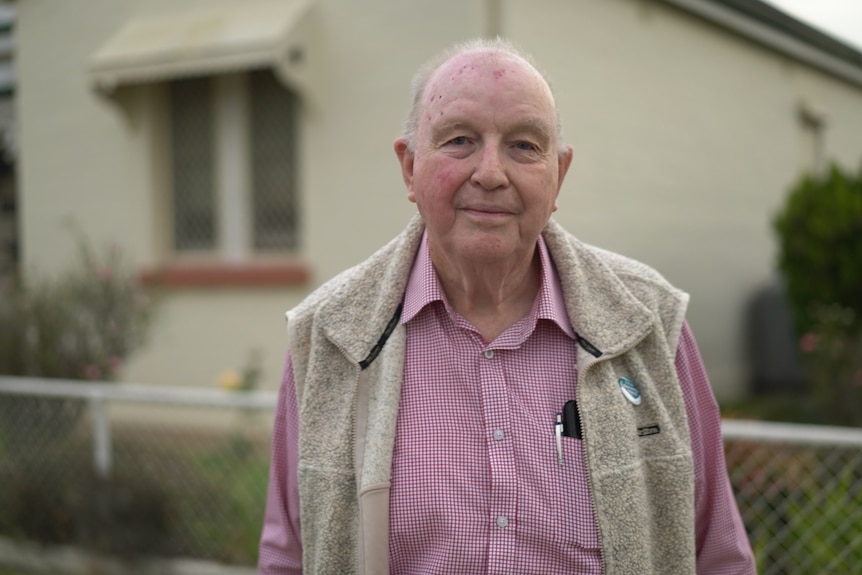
[401,230,575,340]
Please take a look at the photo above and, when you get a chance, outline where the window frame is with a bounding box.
[142,70,309,288]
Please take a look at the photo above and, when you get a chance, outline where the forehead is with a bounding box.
[419,51,556,130]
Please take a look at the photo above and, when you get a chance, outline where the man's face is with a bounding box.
[395,51,572,269]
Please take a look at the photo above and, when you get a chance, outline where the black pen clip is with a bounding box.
[561,400,582,439]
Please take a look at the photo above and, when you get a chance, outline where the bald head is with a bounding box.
[402,38,565,154]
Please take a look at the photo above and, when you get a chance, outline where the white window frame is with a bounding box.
[214,73,251,263]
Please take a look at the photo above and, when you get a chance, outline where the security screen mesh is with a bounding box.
[170,77,215,252]
[250,69,299,250]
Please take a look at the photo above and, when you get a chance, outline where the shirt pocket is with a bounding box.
[519,435,601,552]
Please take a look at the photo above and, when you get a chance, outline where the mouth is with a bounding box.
[461,206,513,217]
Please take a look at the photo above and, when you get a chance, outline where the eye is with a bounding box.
[448,136,469,146]
[512,140,541,157]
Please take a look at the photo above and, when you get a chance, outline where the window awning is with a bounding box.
[89,0,313,93]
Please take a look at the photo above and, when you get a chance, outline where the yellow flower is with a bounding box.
[218,370,243,391]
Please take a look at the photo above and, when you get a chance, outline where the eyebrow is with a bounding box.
[513,117,553,145]
[430,117,554,145]
[429,120,472,142]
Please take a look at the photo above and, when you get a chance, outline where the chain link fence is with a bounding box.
[0,376,275,573]
[723,419,862,574]
[2,377,862,574]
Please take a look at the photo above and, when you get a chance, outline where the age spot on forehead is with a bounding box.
[492,68,507,80]
[450,65,476,81]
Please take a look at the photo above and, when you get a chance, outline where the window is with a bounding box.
[169,69,299,260]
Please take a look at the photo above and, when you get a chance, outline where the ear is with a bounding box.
[394,137,417,203]
[552,144,574,212]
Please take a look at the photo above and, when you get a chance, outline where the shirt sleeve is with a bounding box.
[676,322,757,574]
[258,352,303,574]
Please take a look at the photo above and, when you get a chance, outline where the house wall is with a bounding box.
[508,0,862,397]
[15,0,862,400]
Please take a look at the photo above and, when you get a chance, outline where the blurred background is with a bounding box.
[1,0,861,573]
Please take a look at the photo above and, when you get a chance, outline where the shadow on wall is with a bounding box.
[746,279,805,395]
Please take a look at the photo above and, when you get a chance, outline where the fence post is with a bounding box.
[89,395,112,478]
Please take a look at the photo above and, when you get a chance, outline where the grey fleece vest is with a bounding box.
[287,215,695,575]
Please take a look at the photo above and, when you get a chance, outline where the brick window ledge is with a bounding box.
[139,261,311,288]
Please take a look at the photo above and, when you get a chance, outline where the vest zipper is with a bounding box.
[576,358,607,574]
[577,328,652,574]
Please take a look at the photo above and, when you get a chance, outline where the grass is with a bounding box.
[720,390,840,425]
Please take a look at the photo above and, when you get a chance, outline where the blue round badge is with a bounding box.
[618,377,642,405]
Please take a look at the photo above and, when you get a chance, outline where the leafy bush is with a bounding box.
[773,163,862,426]
[0,239,156,380]
[774,163,862,336]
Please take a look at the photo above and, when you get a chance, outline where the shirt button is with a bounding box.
[493,429,504,441]
[496,516,509,528]
[484,350,495,359]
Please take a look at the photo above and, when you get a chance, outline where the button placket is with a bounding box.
[478,345,517,564]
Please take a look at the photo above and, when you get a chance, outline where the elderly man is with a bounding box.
[259,38,756,574]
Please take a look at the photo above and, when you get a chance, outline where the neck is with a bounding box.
[431,244,541,342]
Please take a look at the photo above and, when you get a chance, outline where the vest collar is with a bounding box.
[542,219,655,360]
[317,215,655,366]
[317,215,425,366]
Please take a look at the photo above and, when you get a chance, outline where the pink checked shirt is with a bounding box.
[259,234,756,574]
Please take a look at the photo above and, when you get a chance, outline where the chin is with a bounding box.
[456,239,520,264]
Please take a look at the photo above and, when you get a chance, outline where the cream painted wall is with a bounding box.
[509,0,862,398]
[15,0,862,399]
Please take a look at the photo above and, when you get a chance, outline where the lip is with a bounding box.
[461,206,513,216]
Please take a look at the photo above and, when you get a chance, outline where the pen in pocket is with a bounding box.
[555,412,563,466]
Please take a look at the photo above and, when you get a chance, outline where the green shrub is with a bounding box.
[0,238,158,443]
[773,163,862,426]
[0,239,156,381]
[774,163,862,334]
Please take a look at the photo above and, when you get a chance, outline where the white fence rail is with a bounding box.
[1,377,861,574]
[0,375,276,479]
[723,418,862,447]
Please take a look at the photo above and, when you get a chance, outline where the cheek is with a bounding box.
[436,166,460,192]
[416,162,460,202]
[412,157,466,215]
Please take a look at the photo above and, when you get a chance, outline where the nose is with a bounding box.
[470,144,509,191]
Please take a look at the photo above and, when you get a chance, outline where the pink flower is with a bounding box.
[83,364,102,380]
[799,333,818,353]
[107,356,123,373]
